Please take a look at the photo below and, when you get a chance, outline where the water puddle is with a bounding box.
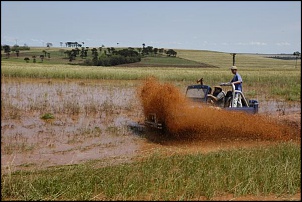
[1,78,300,172]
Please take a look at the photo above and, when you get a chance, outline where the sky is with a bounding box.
[1,1,301,54]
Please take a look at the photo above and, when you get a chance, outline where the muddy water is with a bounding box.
[1,78,300,172]
[258,99,301,115]
[139,78,299,140]
[1,78,145,172]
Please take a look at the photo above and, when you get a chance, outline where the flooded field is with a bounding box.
[1,78,301,172]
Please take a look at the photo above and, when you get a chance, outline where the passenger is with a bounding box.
[207,86,225,107]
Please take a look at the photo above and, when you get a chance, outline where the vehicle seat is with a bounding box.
[221,91,226,102]
[224,91,232,107]
[215,91,226,107]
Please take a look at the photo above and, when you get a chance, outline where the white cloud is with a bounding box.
[276,42,291,46]
[30,39,44,42]
[149,41,160,45]
[2,36,18,44]
[250,42,267,46]
[236,41,267,46]
[168,41,182,45]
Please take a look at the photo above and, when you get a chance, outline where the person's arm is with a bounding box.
[207,94,218,101]
[231,74,242,85]
[232,80,241,85]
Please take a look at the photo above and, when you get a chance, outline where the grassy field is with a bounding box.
[134,56,211,67]
[1,142,300,200]
[176,49,300,69]
[1,47,301,200]
[2,52,301,101]
[2,47,300,68]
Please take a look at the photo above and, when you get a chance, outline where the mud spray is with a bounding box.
[138,77,298,141]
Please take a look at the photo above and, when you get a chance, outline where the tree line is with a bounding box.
[60,43,178,66]
[1,44,30,58]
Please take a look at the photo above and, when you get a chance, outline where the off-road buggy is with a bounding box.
[144,81,259,130]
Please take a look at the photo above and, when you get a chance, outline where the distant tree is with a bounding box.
[293,51,300,68]
[42,50,47,57]
[142,46,153,55]
[3,45,11,58]
[60,42,63,47]
[12,44,19,51]
[80,47,85,59]
[107,47,111,54]
[65,50,74,62]
[146,46,153,53]
[153,48,158,55]
[69,49,77,61]
[293,51,300,55]
[24,57,30,63]
[40,55,44,62]
[91,48,98,56]
[69,53,74,62]
[173,51,177,57]
[158,48,164,55]
[46,42,53,48]
[74,48,80,55]
[84,47,89,57]
[16,50,20,57]
[116,48,139,57]
[137,47,142,54]
[91,48,98,65]
[166,49,177,57]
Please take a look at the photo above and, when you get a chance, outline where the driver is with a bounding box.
[207,86,225,107]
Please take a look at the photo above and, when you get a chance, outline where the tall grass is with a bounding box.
[1,142,300,200]
[2,60,300,101]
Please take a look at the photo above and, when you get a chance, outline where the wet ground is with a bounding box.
[1,78,301,173]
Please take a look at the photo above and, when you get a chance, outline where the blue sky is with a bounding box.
[1,1,301,54]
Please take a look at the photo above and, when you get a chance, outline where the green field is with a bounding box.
[2,47,300,69]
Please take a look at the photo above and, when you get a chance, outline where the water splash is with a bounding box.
[138,77,297,141]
